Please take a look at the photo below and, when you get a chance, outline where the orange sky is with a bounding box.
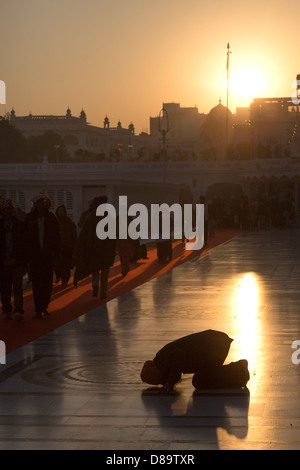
[1,0,299,133]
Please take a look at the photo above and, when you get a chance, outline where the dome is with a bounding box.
[208,100,232,121]
[202,99,233,152]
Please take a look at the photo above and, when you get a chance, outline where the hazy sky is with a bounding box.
[1,0,299,133]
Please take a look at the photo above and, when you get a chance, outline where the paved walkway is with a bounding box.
[1,227,300,450]
[2,230,239,354]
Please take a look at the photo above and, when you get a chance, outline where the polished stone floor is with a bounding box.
[1,227,300,450]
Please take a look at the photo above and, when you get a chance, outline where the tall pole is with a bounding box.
[226,42,231,148]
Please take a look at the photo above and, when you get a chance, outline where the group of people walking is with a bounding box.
[0,195,78,320]
[2,192,242,322]
[0,194,147,321]
[207,194,295,231]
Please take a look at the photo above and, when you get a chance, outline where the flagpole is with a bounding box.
[226,42,231,148]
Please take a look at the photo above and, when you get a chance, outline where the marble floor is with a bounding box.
[1,227,300,450]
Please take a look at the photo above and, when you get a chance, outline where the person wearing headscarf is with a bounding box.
[140,330,249,392]
[54,205,77,285]
[0,198,26,320]
[24,195,60,318]
[73,196,116,298]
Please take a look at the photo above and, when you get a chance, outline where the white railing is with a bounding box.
[0,157,300,177]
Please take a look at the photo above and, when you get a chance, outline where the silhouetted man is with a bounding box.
[24,195,60,318]
[0,198,26,320]
[74,196,116,298]
[140,330,249,392]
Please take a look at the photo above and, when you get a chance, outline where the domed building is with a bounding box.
[208,99,232,123]
[202,100,233,159]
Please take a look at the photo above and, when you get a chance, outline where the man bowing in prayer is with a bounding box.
[140,330,249,392]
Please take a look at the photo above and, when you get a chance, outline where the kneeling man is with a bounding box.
[140,330,249,392]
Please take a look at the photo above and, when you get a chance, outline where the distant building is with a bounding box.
[10,90,300,164]
[249,97,300,158]
[235,107,250,124]
[150,102,207,160]
[201,100,233,159]
[9,107,139,161]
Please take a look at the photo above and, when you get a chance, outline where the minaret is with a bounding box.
[80,109,87,123]
[104,115,110,129]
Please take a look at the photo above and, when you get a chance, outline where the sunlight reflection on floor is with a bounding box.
[232,272,262,369]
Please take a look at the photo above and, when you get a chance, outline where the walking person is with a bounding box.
[77,199,94,230]
[24,195,60,318]
[117,216,135,277]
[54,205,77,285]
[156,238,172,263]
[155,208,173,263]
[74,196,116,299]
[0,198,26,320]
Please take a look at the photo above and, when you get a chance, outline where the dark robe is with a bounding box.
[74,210,116,285]
[0,216,26,268]
[153,330,233,388]
[24,210,60,262]
[24,209,60,313]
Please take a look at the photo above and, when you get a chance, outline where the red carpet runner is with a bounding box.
[1,229,241,353]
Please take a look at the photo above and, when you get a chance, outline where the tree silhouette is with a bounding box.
[0,117,28,163]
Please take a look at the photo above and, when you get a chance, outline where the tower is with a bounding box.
[80,109,87,123]
[104,116,110,129]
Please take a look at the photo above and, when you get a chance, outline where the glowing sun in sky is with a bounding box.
[230,66,267,106]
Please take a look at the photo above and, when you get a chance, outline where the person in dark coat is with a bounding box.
[116,215,136,277]
[140,330,249,392]
[54,205,77,285]
[24,195,60,318]
[0,198,26,320]
[73,196,116,298]
[156,210,173,263]
[117,236,135,277]
[156,239,172,263]
[77,199,94,230]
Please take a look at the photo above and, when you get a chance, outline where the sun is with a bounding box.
[230,66,266,106]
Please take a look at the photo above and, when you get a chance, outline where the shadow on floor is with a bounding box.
[141,387,250,448]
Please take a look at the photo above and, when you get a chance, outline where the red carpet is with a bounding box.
[1,229,242,353]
